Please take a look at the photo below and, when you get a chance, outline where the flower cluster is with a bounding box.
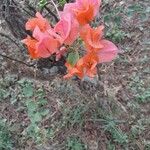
[22,0,118,79]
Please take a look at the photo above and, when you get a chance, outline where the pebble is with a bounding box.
[49,66,59,75]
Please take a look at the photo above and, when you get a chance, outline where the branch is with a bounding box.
[44,6,59,22]
[40,2,59,22]
[0,53,35,68]
[50,0,60,19]
[0,33,19,48]
[0,32,26,51]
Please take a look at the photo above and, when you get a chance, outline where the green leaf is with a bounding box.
[40,109,49,117]
[26,100,37,113]
[37,99,48,106]
[38,0,47,8]
[67,51,79,66]
[0,89,9,100]
[58,0,67,6]
[23,86,33,97]
[32,112,42,123]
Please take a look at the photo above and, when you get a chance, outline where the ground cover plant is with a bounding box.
[0,0,150,149]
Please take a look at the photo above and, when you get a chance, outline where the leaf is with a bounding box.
[40,109,49,117]
[67,51,79,66]
[22,83,34,98]
[37,99,48,106]
[26,100,37,113]
[0,89,9,100]
[32,112,42,123]
[38,0,47,8]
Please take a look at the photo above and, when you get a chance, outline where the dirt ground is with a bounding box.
[0,0,150,150]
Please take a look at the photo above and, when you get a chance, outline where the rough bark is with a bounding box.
[0,0,34,39]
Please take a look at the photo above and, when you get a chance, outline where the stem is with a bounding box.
[0,53,35,68]
[44,6,59,22]
[50,0,60,19]
[0,32,23,50]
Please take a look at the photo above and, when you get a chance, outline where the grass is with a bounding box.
[66,137,87,150]
[0,119,13,150]
[18,79,50,145]
[103,117,128,144]
[61,104,87,127]
[129,74,150,104]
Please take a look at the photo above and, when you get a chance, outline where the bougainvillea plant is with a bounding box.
[22,0,118,79]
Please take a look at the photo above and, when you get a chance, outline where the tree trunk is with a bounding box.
[0,0,35,39]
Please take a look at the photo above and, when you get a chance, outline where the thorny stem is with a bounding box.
[50,0,60,19]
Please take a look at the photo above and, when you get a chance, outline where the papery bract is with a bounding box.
[80,25,118,63]
[54,13,79,45]
[96,40,118,63]
[80,24,104,51]
[74,0,101,25]
[61,0,101,25]
[64,52,98,79]
[22,36,39,59]
[33,26,60,58]
[77,0,101,16]
[59,3,77,18]
[64,62,81,79]
[79,52,98,78]
[25,12,51,31]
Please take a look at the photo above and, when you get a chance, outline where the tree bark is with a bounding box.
[0,0,34,39]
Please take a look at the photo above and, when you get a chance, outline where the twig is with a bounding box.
[0,32,25,50]
[0,33,19,47]
[44,6,59,22]
[50,0,60,19]
[0,53,35,68]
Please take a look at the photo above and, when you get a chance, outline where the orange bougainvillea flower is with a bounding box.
[80,24,119,63]
[79,52,98,78]
[74,4,95,26]
[80,24,104,51]
[22,36,39,59]
[25,12,51,32]
[32,26,60,58]
[64,62,81,79]
[61,0,101,25]
[64,52,98,79]
[74,0,101,25]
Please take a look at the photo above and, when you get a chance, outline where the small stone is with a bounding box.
[43,68,50,75]
[82,75,99,85]
[49,66,59,75]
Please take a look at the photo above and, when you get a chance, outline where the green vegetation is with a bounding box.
[66,137,87,150]
[103,117,128,144]
[0,119,13,150]
[58,0,67,6]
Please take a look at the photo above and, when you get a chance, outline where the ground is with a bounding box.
[0,0,150,150]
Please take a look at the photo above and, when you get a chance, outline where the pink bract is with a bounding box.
[97,40,119,63]
[54,13,79,45]
[33,26,60,58]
